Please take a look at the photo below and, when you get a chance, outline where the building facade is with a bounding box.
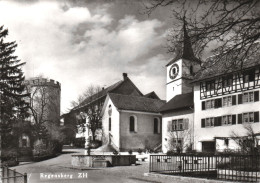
[101,93,165,151]
[161,21,260,153]
[193,63,260,152]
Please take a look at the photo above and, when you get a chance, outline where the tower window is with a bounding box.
[172,68,176,74]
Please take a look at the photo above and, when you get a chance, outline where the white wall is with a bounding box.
[166,59,183,101]
[102,98,120,149]
[162,109,194,153]
[119,111,162,151]
[194,83,260,152]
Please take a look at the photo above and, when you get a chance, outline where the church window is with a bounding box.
[154,118,160,134]
[129,116,137,132]
[109,117,111,131]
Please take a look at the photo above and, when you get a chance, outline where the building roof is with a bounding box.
[166,20,201,66]
[193,44,260,82]
[73,80,123,110]
[109,93,165,113]
[144,91,160,100]
[160,92,193,113]
[72,73,143,111]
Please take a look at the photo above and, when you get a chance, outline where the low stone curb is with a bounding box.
[143,172,254,183]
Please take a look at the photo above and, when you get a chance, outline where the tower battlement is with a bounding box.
[25,77,61,89]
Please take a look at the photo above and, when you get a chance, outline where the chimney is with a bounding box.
[123,73,128,80]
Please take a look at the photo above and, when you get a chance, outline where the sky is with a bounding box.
[0,0,176,113]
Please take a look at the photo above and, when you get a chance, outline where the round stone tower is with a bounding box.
[24,77,61,126]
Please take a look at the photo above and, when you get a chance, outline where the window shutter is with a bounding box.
[214,117,222,126]
[238,94,243,104]
[184,119,189,130]
[201,119,205,128]
[214,117,218,126]
[202,101,205,110]
[254,112,259,123]
[254,91,259,102]
[167,121,172,132]
[238,114,243,124]
[219,98,222,107]
[232,95,237,105]
[214,99,218,108]
[232,115,236,125]
[249,71,255,82]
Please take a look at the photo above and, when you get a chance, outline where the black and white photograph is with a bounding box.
[0,0,259,182]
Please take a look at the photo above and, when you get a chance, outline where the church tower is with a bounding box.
[166,20,201,102]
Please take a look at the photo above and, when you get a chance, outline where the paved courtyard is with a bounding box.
[11,148,176,183]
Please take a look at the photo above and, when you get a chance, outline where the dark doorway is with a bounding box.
[202,141,215,153]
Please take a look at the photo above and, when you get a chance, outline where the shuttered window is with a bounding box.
[238,114,242,124]
[238,94,243,104]
[232,115,236,125]
[254,112,259,123]
[201,119,205,128]
[202,101,205,110]
[232,95,237,105]
[254,91,259,102]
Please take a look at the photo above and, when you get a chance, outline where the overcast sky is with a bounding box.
[0,0,176,113]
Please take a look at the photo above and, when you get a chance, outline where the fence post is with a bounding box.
[14,169,16,183]
[7,166,9,183]
[24,173,27,183]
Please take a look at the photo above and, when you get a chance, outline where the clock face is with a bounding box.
[169,63,179,80]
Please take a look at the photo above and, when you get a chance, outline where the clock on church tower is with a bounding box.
[165,20,201,102]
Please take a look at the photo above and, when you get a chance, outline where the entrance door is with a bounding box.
[202,141,215,153]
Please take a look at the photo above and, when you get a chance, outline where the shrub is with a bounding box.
[128,149,133,155]
[137,148,142,154]
[89,140,102,149]
[1,148,18,161]
[113,150,119,155]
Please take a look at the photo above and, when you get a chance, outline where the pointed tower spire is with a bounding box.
[182,16,199,62]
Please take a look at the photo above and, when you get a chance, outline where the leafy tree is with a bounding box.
[0,26,29,150]
[144,0,260,69]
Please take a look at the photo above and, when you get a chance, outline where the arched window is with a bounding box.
[154,118,160,134]
[130,116,135,132]
[109,117,111,131]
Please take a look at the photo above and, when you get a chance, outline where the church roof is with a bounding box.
[166,20,201,66]
[72,73,143,111]
[144,91,160,100]
[160,92,193,113]
[108,93,165,113]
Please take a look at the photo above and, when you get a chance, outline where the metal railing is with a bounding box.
[1,166,27,183]
[150,154,260,182]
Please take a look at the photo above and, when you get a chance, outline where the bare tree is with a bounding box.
[230,124,259,155]
[144,0,260,70]
[74,85,103,142]
[25,78,60,140]
[166,120,193,153]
